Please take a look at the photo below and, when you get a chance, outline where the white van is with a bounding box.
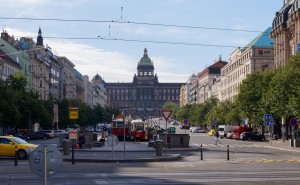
[218,125,234,138]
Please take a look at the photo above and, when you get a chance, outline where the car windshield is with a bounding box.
[12,137,28,144]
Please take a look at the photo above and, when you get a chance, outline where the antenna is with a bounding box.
[121,7,123,19]
[2,25,6,32]
[120,0,127,20]
[108,25,111,37]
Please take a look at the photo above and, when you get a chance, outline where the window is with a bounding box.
[258,50,263,55]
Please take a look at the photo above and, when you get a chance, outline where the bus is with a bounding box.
[112,114,130,141]
[232,126,252,139]
[130,119,150,141]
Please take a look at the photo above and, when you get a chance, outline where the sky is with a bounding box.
[0,0,283,83]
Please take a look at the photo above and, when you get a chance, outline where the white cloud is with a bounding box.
[5,27,185,82]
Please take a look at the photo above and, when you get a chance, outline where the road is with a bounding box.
[1,123,300,184]
[1,154,300,185]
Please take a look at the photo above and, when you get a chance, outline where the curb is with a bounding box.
[62,154,182,163]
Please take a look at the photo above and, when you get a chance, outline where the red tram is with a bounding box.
[130,119,150,141]
[111,114,130,141]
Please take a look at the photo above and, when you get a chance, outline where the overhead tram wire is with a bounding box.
[24,35,240,48]
[0,16,267,33]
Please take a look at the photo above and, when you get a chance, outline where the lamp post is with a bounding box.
[122,111,126,156]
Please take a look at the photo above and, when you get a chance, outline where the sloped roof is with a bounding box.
[242,27,273,51]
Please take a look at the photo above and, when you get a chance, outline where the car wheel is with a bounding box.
[17,150,27,159]
[43,136,47,140]
[248,137,251,141]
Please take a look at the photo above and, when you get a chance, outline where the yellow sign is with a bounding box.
[69,107,79,119]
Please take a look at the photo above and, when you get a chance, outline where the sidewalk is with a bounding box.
[60,140,300,163]
[61,141,198,163]
[262,139,300,153]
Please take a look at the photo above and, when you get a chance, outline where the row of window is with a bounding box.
[2,66,15,77]
[112,95,179,101]
[108,88,179,94]
[51,68,60,77]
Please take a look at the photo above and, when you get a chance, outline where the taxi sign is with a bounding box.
[69,107,78,120]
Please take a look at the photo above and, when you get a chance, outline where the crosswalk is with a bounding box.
[193,143,262,148]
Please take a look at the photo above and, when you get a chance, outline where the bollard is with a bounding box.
[72,140,75,165]
[14,145,18,166]
[200,144,203,160]
[227,144,229,161]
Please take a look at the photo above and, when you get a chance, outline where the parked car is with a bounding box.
[180,124,190,129]
[189,126,197,132]
[28,131,49,140]
[11,133,30,141]
[54,130,66,136]
[0,136,38,159]
[218,125,234,138]
[39,130,55,138]
[192,128,207,133]
[226,132,233,139]
[240,132,265,141]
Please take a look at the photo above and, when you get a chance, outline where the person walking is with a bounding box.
[78,133,85,149]
[214,131,221,145]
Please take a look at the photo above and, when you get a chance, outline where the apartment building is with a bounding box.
[271,0,300,68]
[219,27,274,102]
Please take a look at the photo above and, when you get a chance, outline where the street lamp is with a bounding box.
[122,111,126,156]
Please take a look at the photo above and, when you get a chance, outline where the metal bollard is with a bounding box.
[227,144,229,161]
[14,146,18,166]
[200,144,203,160]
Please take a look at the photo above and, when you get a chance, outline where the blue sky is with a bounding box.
[0,0,282,82]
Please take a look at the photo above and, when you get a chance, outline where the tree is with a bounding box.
[236,72,264,127]
[162,101,179,119]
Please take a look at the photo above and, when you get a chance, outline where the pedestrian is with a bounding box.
[78,133,85,149]
[214,131,221,145]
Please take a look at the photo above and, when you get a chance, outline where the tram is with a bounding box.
[111,114,130,141]
[130,119,150,141]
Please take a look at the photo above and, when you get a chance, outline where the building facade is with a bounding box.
[271,0,299,68]
[219,27,274,102]
[104,48,183,118]
[180,73,196,107]
[188,57,227,104]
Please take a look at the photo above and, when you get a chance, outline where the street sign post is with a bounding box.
[183,119,189,125]
[161,110,172,121]
[169,127,176,134]
[29,144,61,182]
[160,110,172,157]
[264,114,273,126]
[290,118,297,126]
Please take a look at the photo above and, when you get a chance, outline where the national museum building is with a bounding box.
[99,48,183,118]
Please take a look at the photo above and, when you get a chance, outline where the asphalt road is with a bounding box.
[1,124,300,184]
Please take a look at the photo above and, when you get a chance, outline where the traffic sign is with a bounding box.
[213,119,217,126]
[69,129,78,140]
[169,127,176,134]
[264,114,273,126]
[69,107,78,120]
[161,110,172,121]
[183,119,189,125]
[290,118,297,126]
[106,134,119,146]
[29,144,62,178]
